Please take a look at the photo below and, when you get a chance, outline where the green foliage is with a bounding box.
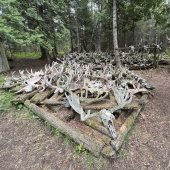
[27,110,40,119]
[0,0,70,55]
[64,135,74,145]
[75,143,86,154]
[16,103,24,110]
[0,88,14,114]
[12,51,41,59]
[0,76,13,106]
[56,25,70,52]
[58,51,65,57]
[54,129,62,138]
[0,0,169,54]
[0,74,5,86]
[0,0,26,44]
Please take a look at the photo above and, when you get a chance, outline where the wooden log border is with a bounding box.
[23,94,148,158]
[24,100,115,158]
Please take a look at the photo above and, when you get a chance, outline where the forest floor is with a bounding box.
[0,59,170,170]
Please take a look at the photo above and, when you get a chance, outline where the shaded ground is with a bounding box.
[9,59,47,72]
[0,60,170,170]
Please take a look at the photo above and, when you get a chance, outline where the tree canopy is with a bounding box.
[0,0,169,71]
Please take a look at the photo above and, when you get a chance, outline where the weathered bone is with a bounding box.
[4,52,154,138]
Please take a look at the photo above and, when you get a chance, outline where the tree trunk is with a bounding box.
[0,42,10,73]
[113,0,121,68]
[70,29,74,52]
[51,12,58,57]
[40,46,47,60]
[96,2,102,52]
[131,0,135,44]
[40,46,50,63]
[53,43,58,57]
[123,31,126,47]
[76,24,80,53]
[75,5,80,53]
[96,22,102,52]
[67,0,74,52]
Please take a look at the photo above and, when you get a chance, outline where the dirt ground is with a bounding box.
[9,58,47,72]
[0,59,170,170]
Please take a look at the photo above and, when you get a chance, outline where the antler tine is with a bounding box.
[30,69,34,76]
[11,71,16,78]
[26,68,30,75]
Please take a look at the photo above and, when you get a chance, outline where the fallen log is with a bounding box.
[24,100,115,157]
[47,106,76,122]
[123,101,139,110]
[84,117,113,138]
[0,83,19,90]
[9,84,25,92]
[111,106,142,151]
[11,90,38,104]
[41,93,65,105]
[81,100,117,110]
[31,89,54,104]
[111,94,148,151]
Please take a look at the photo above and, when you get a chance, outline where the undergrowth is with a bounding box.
[0,75,14,115]
[0,91,14,114]
[12,51,41,59]
[11,51,65,59]
[0,74,5,85]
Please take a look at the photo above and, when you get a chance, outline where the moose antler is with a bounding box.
[4,52,153,138]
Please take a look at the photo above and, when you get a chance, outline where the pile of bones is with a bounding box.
[56,45,162,69]
[3,56,153,139]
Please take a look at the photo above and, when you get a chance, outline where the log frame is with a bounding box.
[24,100,115,158]
[23,94,148,158]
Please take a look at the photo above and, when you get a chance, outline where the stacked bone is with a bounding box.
[119,44,162,68]
[2,58,152,138]
[56,44,162,69]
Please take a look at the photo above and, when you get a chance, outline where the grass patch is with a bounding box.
[12,51,41,59]
[54,128,63,138]
[0,74,14,114]
[58,51,65,57]
[0,74,5,85]
[0,91,14,114]
[0,79,35,118]
[75,143,86,154]
[11,51,66,59]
